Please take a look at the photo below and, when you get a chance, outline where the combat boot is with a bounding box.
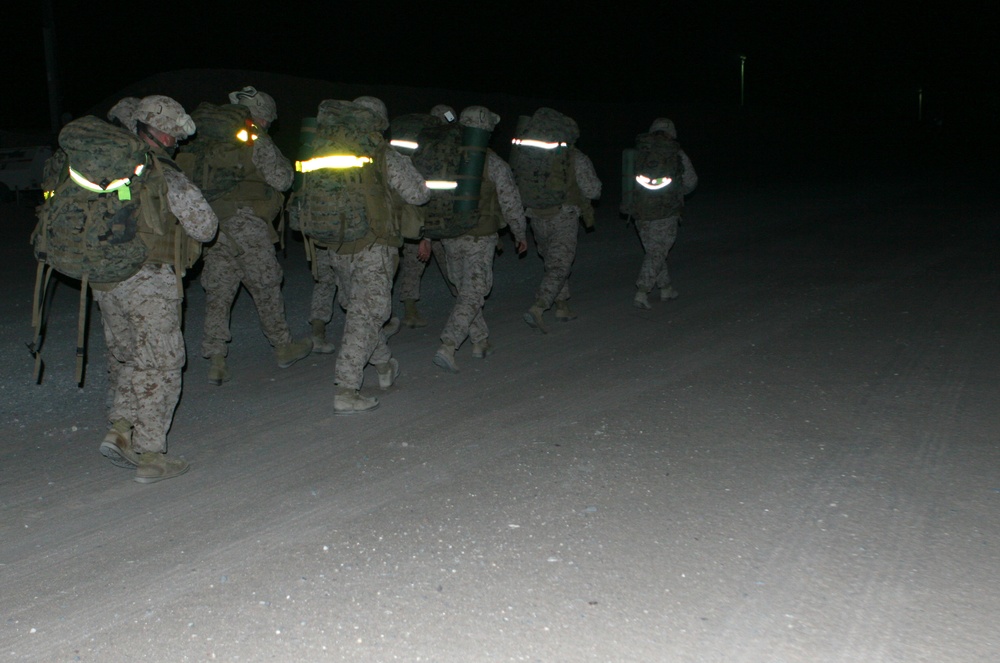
[633,290,652,309]
[376,358,400,389]
[311,320,336,354]
[383,316,401,338]
[207,354,230,386]
[433,342,459,373]
[334,387,380,414]
[472,339,494,359]
[402,299,427,328]
[554,300,577,321]
[522,300,548,334]
[276,337,313,368]
[99,418,139,468]
[134,452,190,484]
[660,285,679,301]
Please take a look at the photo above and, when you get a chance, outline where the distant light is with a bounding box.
[236,128,259,143]
[390,139,419,151]
[636,174,672,190]
[296,155,373,172]
[512,138,568,150]
[425,180,458,190]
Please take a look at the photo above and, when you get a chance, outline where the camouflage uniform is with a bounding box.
[332,147,429,390]
[632,118,698,298]
[200,133,296,358]
[526,148,601,308]
[94,165,217,454]
[398,239,450,302]
[440,151,525,348]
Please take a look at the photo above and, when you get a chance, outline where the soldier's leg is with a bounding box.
[231,214,293,348]
[440,236,494,348]
[200,236,243,359]
[541,208,579,307]
[333,245,394,390]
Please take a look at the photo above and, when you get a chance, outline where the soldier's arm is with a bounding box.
[572,148,602,200]
[385,149,431,206]
[680,150,698,196]
[486,150,527,245]
[251,133,294,192]
[161,165,219,243]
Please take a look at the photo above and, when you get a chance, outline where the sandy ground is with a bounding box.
[1,86,999,661]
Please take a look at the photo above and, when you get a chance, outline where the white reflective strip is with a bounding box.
[512,138,568,150]
[68,167,130,193]
[636,175,672,190]
[425,180,458,190]
[296,155,373,172]
[390,139,419,151]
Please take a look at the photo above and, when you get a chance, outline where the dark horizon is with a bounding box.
[5,1,996,132]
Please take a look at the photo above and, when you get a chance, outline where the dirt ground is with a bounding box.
[1,80,999,661]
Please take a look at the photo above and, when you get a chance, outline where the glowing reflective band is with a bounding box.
[425,180,458,190]
[295,155,373,172]
[389,139,419,151]
[512,138,568,150]
[43,190,55,200]
[236,129,259,142]
[636,174,672,190]
[68,167,134,200]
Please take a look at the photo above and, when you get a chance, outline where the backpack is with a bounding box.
[175,103,284,223]
[389,113,439,154]
[410,122,488,239]
[509,107,578,208]
[624,132,685,220]
[289,99,392,246]
[29,116,183,385]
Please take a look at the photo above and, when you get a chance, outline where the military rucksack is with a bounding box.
[410,122,488,239]
[622,132,685,220]
[29,115,185,385]
[509,107,579,209]
[175,103,284,223]
[289,99,392,246]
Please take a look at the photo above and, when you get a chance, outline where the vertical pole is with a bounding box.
[917,87,923,123]
[740,55,747,107]
[42,0,62,137]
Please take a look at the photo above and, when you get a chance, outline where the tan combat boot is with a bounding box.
[472,339,494,359]
[633,290,652,309]
[134,452,190,484]
[554,300,577,321]
[433,342,459,373]
[402,299,427,328]
[376,358,399,390]
[311,320,336,354]
[334,387,380,414]
[208,354,230,386]
[660,285,679,301]
[99,418,139,468]
[522,300,548,334]
[276,337,313,368]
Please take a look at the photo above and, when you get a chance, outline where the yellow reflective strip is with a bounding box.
[512,138,568,150]
[296,155,373,172]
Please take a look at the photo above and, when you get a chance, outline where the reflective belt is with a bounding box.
[635,174,672,191]
[512,138,568,150]
[295,155,373,172]
[425,180,458,190]
[67,163,145,201]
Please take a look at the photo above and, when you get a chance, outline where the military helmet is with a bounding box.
[135,95,196,139]
[229,85,278,123]
[352,96,389,131]
[459,106,500,132]
[649,117,677,139]
[107,97,140,133]
[429,104,457,124]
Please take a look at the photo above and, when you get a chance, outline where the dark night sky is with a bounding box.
[4,1,996,130]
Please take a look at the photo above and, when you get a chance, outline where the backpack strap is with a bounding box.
[74,273,90,385]
[30,262,54,383]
